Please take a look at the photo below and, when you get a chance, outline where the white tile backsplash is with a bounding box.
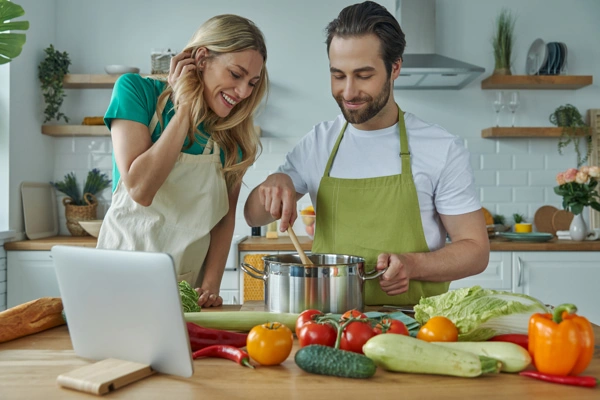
[51,129,583,236]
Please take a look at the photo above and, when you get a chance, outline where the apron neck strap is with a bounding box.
[324,105,411,177]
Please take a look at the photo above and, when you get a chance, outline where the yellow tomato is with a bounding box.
[246,322,294,366]
[416,316,459,342]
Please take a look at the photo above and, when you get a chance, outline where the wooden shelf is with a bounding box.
[63,73,153,89]
[42,125,110,137]
[481,75,593,90]
[482,127,591,138]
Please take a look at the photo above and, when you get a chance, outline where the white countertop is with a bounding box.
[0,230,15,241]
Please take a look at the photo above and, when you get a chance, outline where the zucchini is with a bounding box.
[295,345,376,379]
[433,341,531,373]
[184,311,298,332]
[363,334,501,377]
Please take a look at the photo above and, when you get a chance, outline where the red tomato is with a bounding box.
[297,321,337,348]
[340,309,368,322]
[373,318,409,335]
[295,309,323,337]
[340,321,375,354]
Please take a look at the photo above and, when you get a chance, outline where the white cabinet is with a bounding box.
[7,251,60,308]
[512,252,600,325]
[450,251,512,290]
[7,250,242,307]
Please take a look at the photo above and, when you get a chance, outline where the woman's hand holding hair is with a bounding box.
[167,51,196,108]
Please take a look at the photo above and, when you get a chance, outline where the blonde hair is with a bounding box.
[156,14,268,189]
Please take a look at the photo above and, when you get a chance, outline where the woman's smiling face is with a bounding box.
[199,49,264,118]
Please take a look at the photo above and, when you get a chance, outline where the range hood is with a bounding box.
[393,0,485,90]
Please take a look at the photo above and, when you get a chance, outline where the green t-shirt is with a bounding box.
[104,73,240,192]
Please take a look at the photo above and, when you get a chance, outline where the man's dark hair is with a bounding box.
[325,1,406,76]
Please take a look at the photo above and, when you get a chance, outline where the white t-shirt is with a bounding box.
[276,112,481,251]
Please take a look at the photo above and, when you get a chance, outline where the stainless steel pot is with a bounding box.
[240,253,385,313]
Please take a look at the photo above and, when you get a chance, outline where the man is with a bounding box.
[244,1,489,305]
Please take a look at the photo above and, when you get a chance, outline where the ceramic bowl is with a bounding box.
[78,219,103,237]
[104,65,140,75]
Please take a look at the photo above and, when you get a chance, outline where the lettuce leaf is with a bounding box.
[414,286,548,341]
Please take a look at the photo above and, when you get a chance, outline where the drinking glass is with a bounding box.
[508,92,520,127]
[492,91,505,127]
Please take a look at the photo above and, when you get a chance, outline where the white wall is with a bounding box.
[4,0,57,237]
[5,0,600,238]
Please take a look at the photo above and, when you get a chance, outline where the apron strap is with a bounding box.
[397,106,412,175]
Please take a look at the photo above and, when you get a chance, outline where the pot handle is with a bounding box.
[360,267,388,282]
[240,263,266,281]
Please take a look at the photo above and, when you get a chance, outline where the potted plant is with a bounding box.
[38,44,71,123]
[550,104,591,168]
[513,213,532,233]
[491,8,516,75]
[51,169,111,236]
[0,0,29,64]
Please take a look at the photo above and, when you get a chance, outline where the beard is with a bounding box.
[335,77,391,125]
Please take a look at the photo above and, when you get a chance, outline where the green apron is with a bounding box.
[311,106,450,305]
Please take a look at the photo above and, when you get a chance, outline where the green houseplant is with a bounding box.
[51,169,111,236]
[491,8,516,75]
[38,44,71,123]
[550,104,591,168]
[0,0,29,64]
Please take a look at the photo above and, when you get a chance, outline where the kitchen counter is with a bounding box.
[0,304,598,399]
[239,236,600,252]
[5,235,600,252]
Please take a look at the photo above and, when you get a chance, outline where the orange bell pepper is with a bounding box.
[528,303,595,376]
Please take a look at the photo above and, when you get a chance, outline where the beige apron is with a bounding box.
[97,107,229,285]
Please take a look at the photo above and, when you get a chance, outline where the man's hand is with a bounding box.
[257,173,298,231]
[376,253,411,296]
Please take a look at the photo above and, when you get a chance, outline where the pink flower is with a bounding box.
[575,171,589,184]
[589,166,600,178]
[564,168,578,183]
[556,172,566,185]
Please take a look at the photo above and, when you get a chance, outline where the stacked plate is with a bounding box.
[525,39,568,76]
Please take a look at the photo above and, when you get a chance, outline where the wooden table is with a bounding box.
[0,306,598,399]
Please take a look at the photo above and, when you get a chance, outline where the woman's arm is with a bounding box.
[111,52,197,206]
[111,112,190,206]
[195,182,242,307]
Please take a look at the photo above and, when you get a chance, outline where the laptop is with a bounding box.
[51,245,194,378]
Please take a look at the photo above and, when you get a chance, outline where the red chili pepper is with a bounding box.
[186,322,248,351]
[519,371,598,388]
[488,334,529,350]
[192,345,254,368]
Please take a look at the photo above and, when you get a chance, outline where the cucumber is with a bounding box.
[295,345,376,379]
[433,341,531,373]
[363,334,501,377]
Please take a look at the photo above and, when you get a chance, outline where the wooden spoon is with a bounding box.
[287,226,313,265]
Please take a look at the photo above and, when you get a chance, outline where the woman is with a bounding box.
[97,14,268,307]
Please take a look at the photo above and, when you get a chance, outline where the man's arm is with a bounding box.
[244,172,304,231]
[376,209,490,295]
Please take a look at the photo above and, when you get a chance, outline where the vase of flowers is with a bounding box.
[554,166,600,241]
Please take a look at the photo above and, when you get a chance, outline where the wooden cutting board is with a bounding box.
[552,209,575,232]
[534,205,558,234]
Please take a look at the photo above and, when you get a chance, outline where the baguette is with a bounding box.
[0,297,66,343]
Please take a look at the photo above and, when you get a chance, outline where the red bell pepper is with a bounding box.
[192,345,254,368]
[488,334,529,350]
[186,322,248,351]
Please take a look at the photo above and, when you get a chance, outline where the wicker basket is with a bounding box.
[63,193,98,236]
